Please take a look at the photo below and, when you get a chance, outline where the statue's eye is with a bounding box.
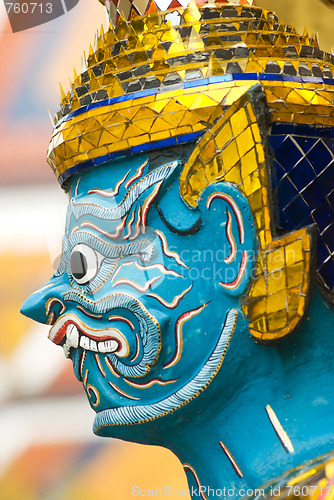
[70,244,103,285]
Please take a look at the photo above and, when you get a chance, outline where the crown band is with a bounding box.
[47,1,334,186]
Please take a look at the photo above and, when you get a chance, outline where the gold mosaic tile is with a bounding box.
[49,0,334,177]
[179,87,313,342]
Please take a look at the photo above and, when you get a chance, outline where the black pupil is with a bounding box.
[70,251,87,280]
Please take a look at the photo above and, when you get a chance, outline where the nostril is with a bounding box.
[46,298,66,316]
[45,298,66,325]
[46,311,57,325]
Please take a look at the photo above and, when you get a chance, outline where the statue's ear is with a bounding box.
[178,83,314,342]
[197,182,257,297]
[157,178,201,234]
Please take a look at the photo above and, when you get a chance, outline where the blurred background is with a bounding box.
[0,0,333,498]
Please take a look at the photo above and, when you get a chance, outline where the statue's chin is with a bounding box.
[93,309,237,435]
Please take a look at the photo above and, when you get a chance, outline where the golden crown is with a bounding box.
[47,0,334,186]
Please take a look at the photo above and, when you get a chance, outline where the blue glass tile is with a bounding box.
[184,78,208,89]
[270,123,295,135]
[268,135,287,152]
[294,124,317,136]
[279,212,294,230]
[59,158,95,184]
[153,137,178,148]
[127,88,157,100]
[95,153,112,165]
[177,131,203,143]
[274,136,304,171]
[317,237,331,264]
[60,89,162,124]
[282,75,302,82]
[302,177,327,207]
[321,226,334,249]
[324,138,334,151]
[109,95,127,104]
[288,159,317,192]
[317,166,334,194]
[307,140,333,174]
[233,72,259,80]
[271,161,286,186]
[109,150,129,159]
[302,76,324,83]
[269,123,334,295]
[318,258,334,290]
[294,136,318,154]
[259,73,284,81]
[282,194,310,224]
[65,105,89,122]
[276,176,300,210]
[88,100,109,111]
[299,214,314,228]
[132,142,155,153]
[313,201,333,232]
[208,74,233,84]
[316,127,333,138]
[135,88,157,99]
[327,189,334,208]
[155,136,178,147]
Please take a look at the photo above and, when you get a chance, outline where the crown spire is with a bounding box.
[99,0,252,28]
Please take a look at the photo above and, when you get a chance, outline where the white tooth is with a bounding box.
[80,336,90,349]
[98,340,119,353]
[98,342,107,353]
[63,340,71,358]
[79,335,98,352]
[105,340,119,353]
[89,339,98,352]
[67,324,79,348]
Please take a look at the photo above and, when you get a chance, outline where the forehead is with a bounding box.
[69,154,150,197]
[65,154,183,241]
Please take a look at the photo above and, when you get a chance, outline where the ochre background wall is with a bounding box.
[257,0,334,53]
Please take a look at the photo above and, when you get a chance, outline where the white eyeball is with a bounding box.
[69,244,103,285]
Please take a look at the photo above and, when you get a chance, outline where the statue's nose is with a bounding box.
[21,277,67,324]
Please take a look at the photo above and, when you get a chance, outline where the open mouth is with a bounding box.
[48,293,161,380]
[93,308,238,432]
[48,315,126,359]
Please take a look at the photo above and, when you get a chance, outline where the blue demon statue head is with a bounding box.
[20,1,334,495]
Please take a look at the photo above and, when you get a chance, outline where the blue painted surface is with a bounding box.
[21,153,334,498]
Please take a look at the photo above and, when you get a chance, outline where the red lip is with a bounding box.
[49,313,131,359]
[51,319,122,345]
[53,320,72,344]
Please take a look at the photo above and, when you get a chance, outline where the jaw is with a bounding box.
[93,308,237,435]
[48,294,162,383]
